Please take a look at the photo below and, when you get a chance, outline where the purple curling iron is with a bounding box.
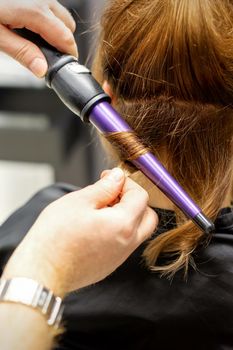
[17,29,214,234]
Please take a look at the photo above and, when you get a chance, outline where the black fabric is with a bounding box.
[0,184,233,350]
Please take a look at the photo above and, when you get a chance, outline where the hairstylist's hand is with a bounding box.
[3,168,158,296]
[0,0,77,77]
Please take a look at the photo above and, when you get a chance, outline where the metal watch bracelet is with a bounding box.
[0,277,64,328]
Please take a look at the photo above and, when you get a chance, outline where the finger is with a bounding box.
[23,10,78,57]
[99,170,121,206]
[136,207,158,244]
[50,1,76,33]
[81,168,126,208]
[100,170,111,179]
[0,25,47,77]
[114,177,150,222]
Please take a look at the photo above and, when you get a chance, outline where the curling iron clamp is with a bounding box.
[17,29,215,234]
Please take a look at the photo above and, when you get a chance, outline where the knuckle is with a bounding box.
[60,29,75,47]
[66,12,76,33]
[139,188,149,205]
[21,7,46,25]
[145,209,159,235]
[123,224,135,239]
[121,227,135,241]
[29,1,45,14]
[68,21,76,34]
[151,210,159,228]
[64,35,75,48]
[36,0,48,8]
[120,216,135,238]
[13,42,31,63]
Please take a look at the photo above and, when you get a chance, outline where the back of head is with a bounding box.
[94,0,233,274]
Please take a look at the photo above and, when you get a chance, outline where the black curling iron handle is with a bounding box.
[15,28,77,86]
[15,28,111,121]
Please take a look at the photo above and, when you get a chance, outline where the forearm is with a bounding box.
[0,238,66,350]
[0,303,55,350]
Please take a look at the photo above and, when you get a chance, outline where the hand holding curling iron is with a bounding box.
[0,0,77,77]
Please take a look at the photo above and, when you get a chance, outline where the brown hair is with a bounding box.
[93,0,233,275]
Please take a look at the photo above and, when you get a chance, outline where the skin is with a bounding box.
[0,0,78,77]
[0,168,158,350]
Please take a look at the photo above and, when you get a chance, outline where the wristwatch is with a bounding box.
[0,277,64,328]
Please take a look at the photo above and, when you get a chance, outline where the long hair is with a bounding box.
[93,0,233,275]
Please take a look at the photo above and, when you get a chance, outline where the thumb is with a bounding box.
[84,168,125,209]
[0,25,48,77]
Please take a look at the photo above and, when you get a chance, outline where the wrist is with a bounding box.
[2,237,68,298]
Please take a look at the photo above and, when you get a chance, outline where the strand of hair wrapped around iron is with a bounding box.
[105,131,150,161]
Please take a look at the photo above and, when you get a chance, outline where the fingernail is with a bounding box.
[107,168,124,182]
[29,58,48,78]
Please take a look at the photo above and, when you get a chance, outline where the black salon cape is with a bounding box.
[0,184,233,350]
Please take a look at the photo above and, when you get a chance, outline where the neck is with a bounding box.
[129,171,175,210]
[129,171,232,211]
